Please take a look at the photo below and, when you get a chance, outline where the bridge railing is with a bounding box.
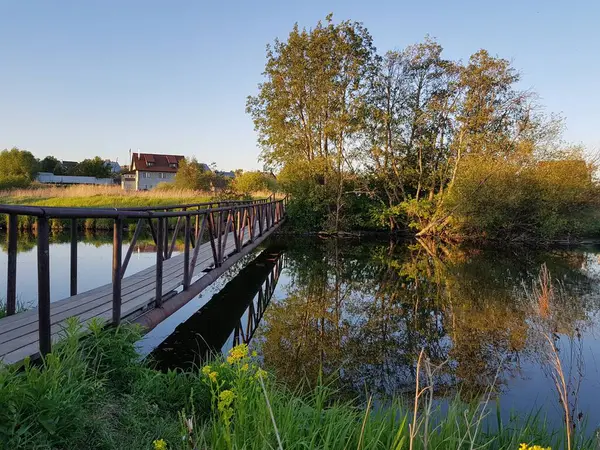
[0,197,286,358]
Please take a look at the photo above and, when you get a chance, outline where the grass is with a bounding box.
[0,320,594,450]
[0,185,216,208]
[0,185,276,230]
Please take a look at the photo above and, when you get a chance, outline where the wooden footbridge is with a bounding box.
[0,197,286,365]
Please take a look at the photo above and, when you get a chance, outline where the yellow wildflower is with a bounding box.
[209,371,218,382]
[227,344,248,364]
[201,365,211,376]
[252,350,258,357]
[153,439,167,450]
[241,363,249,371]
[519,444,551,450]
[218,389,236,411]
[254,367,268,379]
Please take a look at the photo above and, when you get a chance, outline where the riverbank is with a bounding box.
[0,322,592,450]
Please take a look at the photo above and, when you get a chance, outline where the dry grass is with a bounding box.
[0,185,277,210]
[0,185,214,202]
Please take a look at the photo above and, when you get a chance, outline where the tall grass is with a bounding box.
[0,185,276,230]
[0,320,595,450]
[0,184,215,206]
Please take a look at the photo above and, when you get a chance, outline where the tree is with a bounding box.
[172,158,230,191]
[232,171,276,195]
[0,147,39,180]
[39,156,63,174]
[70,157,111,178]
[247,14,376,231]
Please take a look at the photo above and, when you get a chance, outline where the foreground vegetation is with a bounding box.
[248,16,599,242]
[0,320,593,450]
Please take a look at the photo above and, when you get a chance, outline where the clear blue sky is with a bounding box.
[1,0,598,170]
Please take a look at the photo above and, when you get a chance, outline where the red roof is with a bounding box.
[131,153,185,173]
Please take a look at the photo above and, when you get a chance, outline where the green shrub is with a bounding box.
[0,175,31,190]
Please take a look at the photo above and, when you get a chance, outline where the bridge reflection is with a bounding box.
[150,244,285,371]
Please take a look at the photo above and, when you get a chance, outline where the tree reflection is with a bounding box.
[255,237,600,398]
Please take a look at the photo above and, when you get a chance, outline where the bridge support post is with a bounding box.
[6,213,17,316]
[70,218,77,296]
[37,215,51,357]
[183,215,190,290]
[155,217,164,306]
[112,217,123,325]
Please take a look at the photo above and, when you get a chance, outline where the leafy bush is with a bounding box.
[446,155,600,241]
[0,175,31,190]
[232,171,277,195]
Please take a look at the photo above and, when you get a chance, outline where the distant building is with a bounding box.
[216,170,235,179]
[122,152,185,191]
[104,160,121,174]
[60,160,78,173]
[36,172,114,186]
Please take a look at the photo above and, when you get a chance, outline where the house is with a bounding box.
[122,152,185,191]
[216,170,235,179]
[104,160,121,174]
[60,160,78,173]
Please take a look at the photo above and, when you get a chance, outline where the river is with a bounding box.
[1,231,600,433]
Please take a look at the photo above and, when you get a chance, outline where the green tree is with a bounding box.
[173,158,231,191]
[0,147,39,180]
[232,171,276,195]
[71,157,111,178]
[247,14,376,232]
[39,156,64,174]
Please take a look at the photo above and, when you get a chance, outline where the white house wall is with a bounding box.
[135,171,176,190]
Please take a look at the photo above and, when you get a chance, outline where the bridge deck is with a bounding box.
[0,226,251,365]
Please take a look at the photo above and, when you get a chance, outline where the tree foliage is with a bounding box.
[0,147,39,180]
[39,156,63,174]
[248,15,376,231]
[172,158,230,191]
[249,17,598,241]
[70,157,111,178]
[232,171,276,195]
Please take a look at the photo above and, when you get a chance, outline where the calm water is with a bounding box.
[2,232,600,432]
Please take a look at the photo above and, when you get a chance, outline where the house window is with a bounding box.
[147,162,154,167]
[159,172,166,179]
[169,163,177,168]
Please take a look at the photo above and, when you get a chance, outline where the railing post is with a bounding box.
[163,210,169,260]
[183,215,190,290]
[37,215,51,357]
[70,218,77,296]
[155,217,164,306]
[217,210,223,264]
[258,204,264,236]
[6,213,17,316]
[112,216,123,325]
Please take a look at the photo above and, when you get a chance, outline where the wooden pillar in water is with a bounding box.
[6,214,17,316]
[112,217,123,325]
[155,217,164,306]
[70,218,77,296]
[37,215,51,357]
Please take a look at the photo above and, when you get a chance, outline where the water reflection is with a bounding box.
[151,246,285,371]
[0,230,183,307]
[245,237,600,429]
